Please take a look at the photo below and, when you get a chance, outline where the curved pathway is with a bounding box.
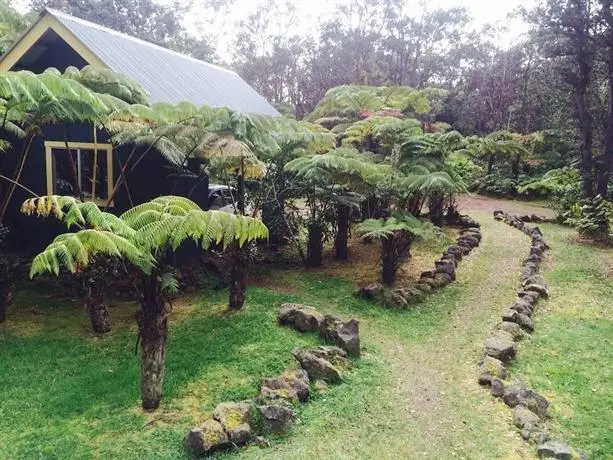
[238,205,545,459]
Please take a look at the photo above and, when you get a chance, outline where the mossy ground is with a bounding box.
[0,197,610,459]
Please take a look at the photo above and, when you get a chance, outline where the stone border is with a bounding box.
[516,213,558,224]
[479,211,585,460]
[356,214,482,308]
[186,304,360,456]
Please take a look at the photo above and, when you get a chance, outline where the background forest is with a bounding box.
[3,0,613,203]
[1,2,613,459]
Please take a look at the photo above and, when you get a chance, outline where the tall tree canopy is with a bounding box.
[27,0,218,61]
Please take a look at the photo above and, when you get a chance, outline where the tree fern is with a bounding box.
[30,230,154,277]
[357,213,437,284]
[63,65,150,105]
[357,213,436,241]
[21,196,135,237]
[26,196,269,278]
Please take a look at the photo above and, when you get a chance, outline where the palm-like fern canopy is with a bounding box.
[308,85,440,122]
[357,212,436,240]
[457,133,531,160]
[63,65,150,105]
[284,147,386,189]
[25,196,268,279]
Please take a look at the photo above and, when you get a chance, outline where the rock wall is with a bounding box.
[186,304,360,456]
[481,211,585,460]
[356,215,482,308]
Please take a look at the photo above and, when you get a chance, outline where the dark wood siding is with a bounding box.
[1,123,209,252]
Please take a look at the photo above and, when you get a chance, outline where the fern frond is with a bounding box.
[30,230,153,277]
[357,213,437,240]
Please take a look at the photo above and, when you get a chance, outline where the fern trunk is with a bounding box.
[0,259,10,323]
[381,236,397,285]
[361,196,387,219]
[137,274,167,411]
[307,222,324,267]
[229,244,249,310]
[428,196,444,227]
[446,205,460,225]
[262,198,287,246]
[380,231,413,285]
[0,286,8,324]
[86,299,111,334]
[335,204,350,260]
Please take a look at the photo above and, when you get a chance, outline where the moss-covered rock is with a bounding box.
[278,303,324,332]
[291,347,342,383]
[279,368,310,402]
[478,356,507,385]
[258,377,300,405]
[186,419,229,455]
[257,401,296,435]
[212,401,254,445]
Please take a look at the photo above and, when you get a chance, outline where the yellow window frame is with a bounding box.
[44,141,114,207]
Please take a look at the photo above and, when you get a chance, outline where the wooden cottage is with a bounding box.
[0,8,278,248]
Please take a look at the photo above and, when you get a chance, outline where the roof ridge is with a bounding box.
[44,7,236,76]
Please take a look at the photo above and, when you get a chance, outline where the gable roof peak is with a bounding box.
[42,8,236,77]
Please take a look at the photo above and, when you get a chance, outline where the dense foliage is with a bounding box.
[23,195,268,410]
[1,0,613,424]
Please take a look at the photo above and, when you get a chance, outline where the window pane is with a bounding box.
[52,148,78,196]
[80,149,108,200]
[51,147,110,201]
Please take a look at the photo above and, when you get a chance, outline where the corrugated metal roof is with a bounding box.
[45,8,279,116]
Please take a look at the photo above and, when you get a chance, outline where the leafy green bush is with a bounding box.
[445,151,482,185]
[565,195,612,241]
[471,170,517,197]
[518,167,582,217]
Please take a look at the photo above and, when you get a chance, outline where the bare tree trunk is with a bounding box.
[335,204,350,260]
[229,244,249,310]
[0,134,35,223]
[598,57,613,197]
[574,87,595,198]
[137,274,167,411]
[306,222,324,267]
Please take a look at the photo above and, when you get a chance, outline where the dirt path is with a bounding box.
[373,208,535,458]
[457,194,555,218]
[240,200,549,459]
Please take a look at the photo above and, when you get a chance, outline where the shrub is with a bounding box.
[565,195,612,241]
[518,167,582,218]
[445,151,482,185]
[471,171,518,197]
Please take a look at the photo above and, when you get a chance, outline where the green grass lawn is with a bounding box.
[510,223,613,459]
[0,202,611,459]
